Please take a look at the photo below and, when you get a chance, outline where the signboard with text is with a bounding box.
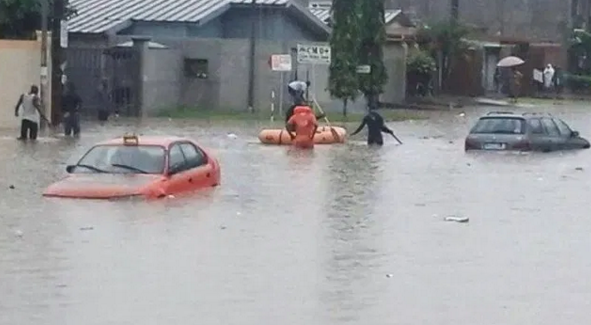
[296,43,331,64]
[269,54,292,71]
[60,20,68,48]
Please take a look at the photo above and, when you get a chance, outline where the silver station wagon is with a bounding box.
[465,112,590,152]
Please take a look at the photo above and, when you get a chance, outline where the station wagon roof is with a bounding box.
[481,113,525,119]
[97,135,191,147]
[483,111,553,119]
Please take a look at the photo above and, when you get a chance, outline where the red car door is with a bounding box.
[178,142,215,189]
[162,143,190,195]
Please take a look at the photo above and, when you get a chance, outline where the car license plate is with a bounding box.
[483,143,506,150]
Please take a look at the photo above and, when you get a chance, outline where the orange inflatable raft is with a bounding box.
[258,126,347,145]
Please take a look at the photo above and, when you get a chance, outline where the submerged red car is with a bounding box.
[43,135,221,199]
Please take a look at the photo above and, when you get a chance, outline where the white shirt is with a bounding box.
[288,81,307,92]
[19,93,40,124]
[543,65,554,88]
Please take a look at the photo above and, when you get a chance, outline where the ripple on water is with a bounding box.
[0,110,591,324]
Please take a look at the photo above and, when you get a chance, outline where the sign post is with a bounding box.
[269,54,292,117]
[295,43,331,115]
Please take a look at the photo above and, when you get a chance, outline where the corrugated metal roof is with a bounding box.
[309,8,330,23]
[68,0,291,33]
[67,0,395,34]
[230,0,289,4]
[68,0,233,33]
[308,8,402,25]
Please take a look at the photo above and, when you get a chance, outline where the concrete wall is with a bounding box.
[391,0,571,42]
[0,35,52,129]
[142,47,183,115]
[113,35,407,115]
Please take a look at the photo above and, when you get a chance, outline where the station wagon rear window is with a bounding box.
[470,117,526,134]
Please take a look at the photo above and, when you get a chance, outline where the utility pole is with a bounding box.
[40,0,49,129]
[247,0,256,112]
[51,0,65,125]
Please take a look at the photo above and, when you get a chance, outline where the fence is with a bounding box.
[65,47,140,117]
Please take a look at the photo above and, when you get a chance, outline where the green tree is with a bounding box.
[416,21,470,90]
[0,0,76,39]
[357,0,388,108]
[328,0,360,117]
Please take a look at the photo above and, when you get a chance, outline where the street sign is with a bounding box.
[356,65,371,74]
[269,54,292,71]
[296,43,331,64]
[60,20,68,48]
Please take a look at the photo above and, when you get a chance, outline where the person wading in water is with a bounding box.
[350,106,402,146]
[286,106,318,149]
[14,85,44,141]
[62,82,82,137]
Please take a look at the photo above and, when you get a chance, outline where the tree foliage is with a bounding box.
[357,0,388,99]
[416,21,471,86]
[328,0,360,107]
[568,29,591,74]
[0,0,77,39]
[328,0,388,112]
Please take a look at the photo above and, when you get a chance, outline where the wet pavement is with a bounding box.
[1,104,591,324]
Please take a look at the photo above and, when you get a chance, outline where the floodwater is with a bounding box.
[1,104,591,325]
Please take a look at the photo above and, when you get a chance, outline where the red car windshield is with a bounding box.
[74,145,166,174]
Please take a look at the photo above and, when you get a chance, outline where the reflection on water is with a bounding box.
[321,146,387,323]
[1,105,591,324]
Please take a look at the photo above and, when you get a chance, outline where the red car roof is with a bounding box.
[97,135,190,147]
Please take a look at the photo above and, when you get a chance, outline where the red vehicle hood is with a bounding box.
[43,174,164,199]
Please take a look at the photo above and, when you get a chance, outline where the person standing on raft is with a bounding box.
[285,80,325,123]
[350,107,401,146]
[286,106,318,149]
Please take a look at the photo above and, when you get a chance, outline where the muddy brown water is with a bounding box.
[1,104,591,324]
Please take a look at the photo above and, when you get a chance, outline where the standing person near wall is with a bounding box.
[96,79,111,122]
[14,85,44,141]
[509,68,523,103]
[62,82,82,137]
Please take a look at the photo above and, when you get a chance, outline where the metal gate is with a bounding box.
[65,47,140,117]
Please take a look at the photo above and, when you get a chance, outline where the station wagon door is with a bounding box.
[527,118,552,151]
[539,118,562,151]
[553,118,586,149]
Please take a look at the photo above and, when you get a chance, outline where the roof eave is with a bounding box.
[286,1,331,37]
[105,20,134,36]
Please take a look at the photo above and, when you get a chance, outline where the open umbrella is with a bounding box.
[497,56,525,67]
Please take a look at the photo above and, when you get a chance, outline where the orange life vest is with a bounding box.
[287,106,317,148]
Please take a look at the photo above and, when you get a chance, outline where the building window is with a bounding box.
[184,58,208,79]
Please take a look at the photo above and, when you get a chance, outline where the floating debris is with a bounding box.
[8,185,14,189]
[220,226,227,230]
[80,227,94,231]
[444,216,469,223]
[575,167,584,171]
[386,274,394,278]
[167,195,175,199]
[14,230,23,238]
[227,133,238,139]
